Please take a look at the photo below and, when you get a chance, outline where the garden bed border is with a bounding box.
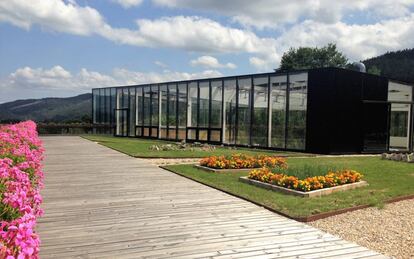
[194,164,261,173]
[239,176,368,198]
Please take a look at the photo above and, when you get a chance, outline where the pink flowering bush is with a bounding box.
[0,121,44,258]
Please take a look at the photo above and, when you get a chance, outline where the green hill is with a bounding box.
[0,93,91,123]
[364,48,414,83]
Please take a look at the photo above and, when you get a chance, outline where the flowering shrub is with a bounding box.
[0,121,44,258]
[199,154,287,170]
[248,167,362,192]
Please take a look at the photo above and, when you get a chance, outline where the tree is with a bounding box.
[280,43,348,70]
[367,65,381,76]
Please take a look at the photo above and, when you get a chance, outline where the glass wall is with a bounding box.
[198,81,209,140]
[150,85,159,138]
[160,84,168,138]
[187,82,198,140]
[178,83,187,140]
[92,71,309,151]
[129,88,136,136]
[287,73,307,150]
[237,78,251,145]
[252,76,268,146]
[92,89,98,124]
[223,79,237,144]
[270,75,287,148]
[136,87,143,136]
[210,80,223,142]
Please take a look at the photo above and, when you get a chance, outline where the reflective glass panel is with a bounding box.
[237,78,251,145]
[287,73,307,150]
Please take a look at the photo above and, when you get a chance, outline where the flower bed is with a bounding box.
[0,121,44,258]
[199,154,287,170]
[247,167,363,192]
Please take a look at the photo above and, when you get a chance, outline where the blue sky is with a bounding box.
[1,0,414,103]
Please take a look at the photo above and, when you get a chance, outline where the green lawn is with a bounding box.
[164,156,414,218]
[82,135,308,158]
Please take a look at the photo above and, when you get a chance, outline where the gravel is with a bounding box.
[308,199,414,259]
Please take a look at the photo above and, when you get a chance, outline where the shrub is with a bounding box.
[0,121,44,258]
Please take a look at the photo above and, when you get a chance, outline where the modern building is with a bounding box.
[92,67,414,154]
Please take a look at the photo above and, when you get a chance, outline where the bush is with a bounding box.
[0,121,44,258]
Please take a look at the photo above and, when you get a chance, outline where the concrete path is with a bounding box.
[37,136,387,258]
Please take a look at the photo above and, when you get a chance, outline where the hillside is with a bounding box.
[0,93,92,123]
[364,48,414,83]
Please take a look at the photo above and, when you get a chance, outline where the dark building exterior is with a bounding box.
[92,67,414,154]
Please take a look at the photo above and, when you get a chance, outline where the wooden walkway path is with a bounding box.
[37,136,387,258]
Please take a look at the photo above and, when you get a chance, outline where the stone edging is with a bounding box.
[239,177,369,198]
[194,165,260,173]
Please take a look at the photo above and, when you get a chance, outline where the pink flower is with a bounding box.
[0,121,44,258]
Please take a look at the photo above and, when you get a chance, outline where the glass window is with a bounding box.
[92,89,98,124]
[211,80,222,128]
[159,85,168,138]
[252,76,268,146]
[168,84,177,139]
[199,81,209,128]
[129,88,136,136]
[287,73,308,150]
[99,89,105,124]
[151,85,159,126]
[160,85,168,127]
[224,79,237,144]
[237,78,251,145]
[188,82,198,128]
[136,88,143,126]
[210,130,221,142]
[270,75,287,148]
[104,88,111,124]
[110,88,116,126]
[199,130,208,141]
[122,88,129,109]
[143,86,151,125]
[178,83,187,139]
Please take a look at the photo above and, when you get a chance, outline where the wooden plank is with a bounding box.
[37,136,388,258]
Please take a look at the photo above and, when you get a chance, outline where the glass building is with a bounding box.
[92,67,414,154]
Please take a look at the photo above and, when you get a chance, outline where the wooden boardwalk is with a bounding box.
[37,136,387,259]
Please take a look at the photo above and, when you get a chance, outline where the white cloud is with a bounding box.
[113,0,143,8]
[154,61,167,68]
[152,0,414,29]
[190,56,236,69]
[0,0,105,35]
[0,1,278,66]
[1,65,222,92]
[1,0,414,73]
[273,15,414,62]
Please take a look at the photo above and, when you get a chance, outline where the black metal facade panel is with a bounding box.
[330,69,364,153]
[306,68,336,154]
[362,73,388,101]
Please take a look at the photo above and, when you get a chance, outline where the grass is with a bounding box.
[164,156,414,218]
[82,135,309,158]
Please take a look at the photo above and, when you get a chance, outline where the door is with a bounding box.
[362,103,389,152]
[389,103,411,151]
